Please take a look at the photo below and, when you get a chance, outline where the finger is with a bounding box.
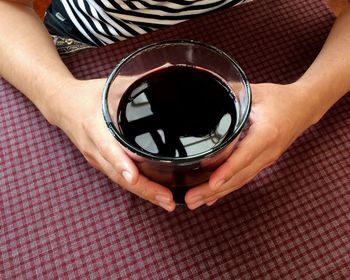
[128,175,176,212]
[91,149,175,212]
[186,145,277,209]
[83,125,175,211]
[206,170,257,203]
[209,123,276,191]
[88,117,139,185]
[206,199,218,207]
[204,147,277,203]
[185,182,214,209]
[185,167,252,210]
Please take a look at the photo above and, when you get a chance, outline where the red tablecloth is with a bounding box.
[1,0,349,279]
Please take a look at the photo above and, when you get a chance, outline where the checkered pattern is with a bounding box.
[1,0,349,279]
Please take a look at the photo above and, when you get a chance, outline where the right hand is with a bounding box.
[47,78,176,212]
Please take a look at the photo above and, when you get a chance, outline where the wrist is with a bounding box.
[290,79,332,125]
[44,78,107,130]
[37,77,83,127]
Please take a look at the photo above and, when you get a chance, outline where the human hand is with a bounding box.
[185,82,321,209]
[48,78,176,212]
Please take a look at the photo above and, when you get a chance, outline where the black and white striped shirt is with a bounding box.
[60,0,249,46]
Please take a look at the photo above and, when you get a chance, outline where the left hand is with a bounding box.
[184,82,322,209]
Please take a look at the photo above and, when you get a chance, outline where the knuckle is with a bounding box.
[206,193,218,202]
[242,151,254,167]
[267,125,281,143]
[84,155,101,172]
[82,148,94,162]
[98,140,110,156]
[139,186,152,200]
[84,156,94,166]
[81,118,92,133]
[226,150,252,173]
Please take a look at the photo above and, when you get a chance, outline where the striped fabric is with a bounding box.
[60,0,249,45]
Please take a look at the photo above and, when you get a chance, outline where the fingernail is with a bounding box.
[188,195,203,204]
[122,170,133,184]
[159,202,175,212]
[213,179,225,191]
[207,199,218,206]
[189,200,205,210]
[155,194,171,204]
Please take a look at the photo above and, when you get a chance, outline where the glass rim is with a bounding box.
[102,39,252,163]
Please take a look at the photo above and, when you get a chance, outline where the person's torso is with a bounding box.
[59,0,248,45]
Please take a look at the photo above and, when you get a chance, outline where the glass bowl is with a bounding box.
[102,40,251,204]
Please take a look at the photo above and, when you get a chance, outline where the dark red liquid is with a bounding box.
[117,65,237,203]
[118,65,237,158]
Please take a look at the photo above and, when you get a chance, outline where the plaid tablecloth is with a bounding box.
[1,0,349,279]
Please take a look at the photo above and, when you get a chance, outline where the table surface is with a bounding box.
[1,0,349,279]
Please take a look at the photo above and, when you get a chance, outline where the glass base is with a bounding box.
[171,187,190,206]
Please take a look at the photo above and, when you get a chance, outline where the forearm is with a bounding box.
[296,4,350,123]
[0,1,77,123]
